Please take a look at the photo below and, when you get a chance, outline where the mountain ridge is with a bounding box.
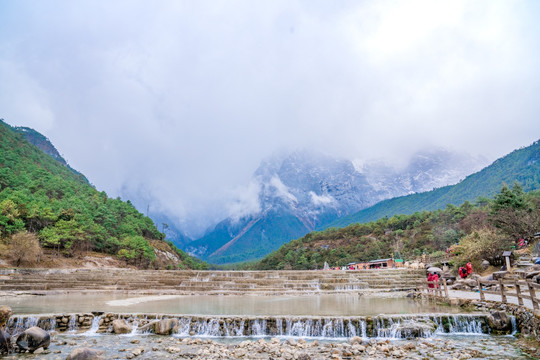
[327,139,540,229]
[187,149,485,264]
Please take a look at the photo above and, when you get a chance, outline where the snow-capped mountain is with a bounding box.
[186,148,486,264]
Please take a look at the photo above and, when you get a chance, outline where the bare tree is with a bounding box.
[8,232,42,267]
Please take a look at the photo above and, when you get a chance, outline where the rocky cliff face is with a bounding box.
[12,126,90,184]
[187,149,486,264]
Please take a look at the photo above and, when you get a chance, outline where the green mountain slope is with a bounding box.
[12,126,90,184]
[255,187,540,270]
[0,119,205,269]
[327,140,540,229]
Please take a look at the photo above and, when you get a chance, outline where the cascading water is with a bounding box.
[67,314,78,333]
[6,316,38,336]
[510,316,517,336]
[6,314,494,340]
[82,316,101,336]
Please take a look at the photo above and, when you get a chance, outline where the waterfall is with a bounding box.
[510,316,517,336]
[251,319,267,337]
[82,316,101,336]
[6,316,38,336]
[5,313,492,340]
[67,315,78,333]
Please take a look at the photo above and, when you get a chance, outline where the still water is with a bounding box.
[2,293,464,316]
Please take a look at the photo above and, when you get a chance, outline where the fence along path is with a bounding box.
[417,278,540,310]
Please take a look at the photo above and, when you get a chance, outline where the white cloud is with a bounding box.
[226,180,262,222]
[0,0,539,234]
[309,191,335,206]
[270,176,298,205]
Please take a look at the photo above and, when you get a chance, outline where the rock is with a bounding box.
[492,271,507,280]
[486,310,511,332]
[0,306,12,328]
[450,282,464,290]
[0,329,12,354]
[464,279,477,288]
[286,339,297,346]
[297,354,311,360]
[481,260,490,270]
[167,346,182,354]
[141,318,179,335]
[441,272,456,281]
[350,336,363,345]
[132,347,144,356]
[16,326,50,353]
[480,274,493,282]
[112,319,132,334]
[391,319,436,338]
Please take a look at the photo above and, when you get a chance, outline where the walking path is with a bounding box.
[448,289,535,309]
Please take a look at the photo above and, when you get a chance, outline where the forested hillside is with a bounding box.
[255,185,540,270]
[0,119,206,269]
[327,140,540,229]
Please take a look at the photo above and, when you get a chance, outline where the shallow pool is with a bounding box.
[1,293,465,316]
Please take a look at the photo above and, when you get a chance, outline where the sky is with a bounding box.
[1,0,539,236]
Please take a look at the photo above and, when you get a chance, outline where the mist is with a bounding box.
[1,1,539,236]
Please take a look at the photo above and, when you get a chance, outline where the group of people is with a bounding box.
[428,262,473,290]
[427,272,439,289]
[458,262,473,279]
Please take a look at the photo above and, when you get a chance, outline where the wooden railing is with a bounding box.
[417,278,540,310]
[476,278,540,310]
[416,279,450,299]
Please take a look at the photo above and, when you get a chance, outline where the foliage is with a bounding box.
[489,183,540,240]
[327,140,540,229]
[255,186,540,270]
[0,119,202,269]
[165,241,209,270]
[449,228,508,269]
[7,231,42,266]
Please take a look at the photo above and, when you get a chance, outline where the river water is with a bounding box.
[1,293,531,359]
[2,293,465,316]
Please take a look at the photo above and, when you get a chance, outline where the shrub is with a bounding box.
[8,232,42,266]
[450,228,508,269]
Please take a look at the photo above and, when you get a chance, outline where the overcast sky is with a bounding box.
[1,1,539,236]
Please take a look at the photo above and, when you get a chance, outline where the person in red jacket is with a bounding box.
[459,266,468,279]
[427,273,434,290]
[466,262,473,275]
[432,273,440,288]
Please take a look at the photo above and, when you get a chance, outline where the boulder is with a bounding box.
[66,347,104,360]
[492,271,507,280]
[464,279,478,288]
[391,319,436,338]
[112,319,132,334]
[450,281,466,290]
[486,310,511,332]
[350,336,363,345]
[480,274,493,282]
[481,260,490,270]
[469,273,480,280]
[0,305,12,327]
[16,326,50,353]
[441,272,455,281]
[141,319,178,335]
[0,329,12,354]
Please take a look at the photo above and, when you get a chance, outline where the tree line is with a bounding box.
[0,120,206,269]
[254,183,540,271]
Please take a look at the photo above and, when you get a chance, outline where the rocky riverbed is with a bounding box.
[1,333,530,359]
